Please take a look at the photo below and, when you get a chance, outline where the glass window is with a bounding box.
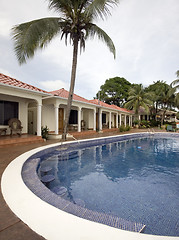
[69,110,78,124]
[102,113,106,124]
[0,100,18,125]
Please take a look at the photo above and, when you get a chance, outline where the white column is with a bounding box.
[129,115,130,127]
[78,107,81,132]
[109,112,111,129]
[119,113,122,126]
[54,105,59,134]
[116,113,118,128]
[37,104,42,136]
[99,108,102,131]
[124,114,127,127]
[93,109,96,131]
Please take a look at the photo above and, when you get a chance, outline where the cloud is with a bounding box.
[39,79,68,92]
[1,0,179,100]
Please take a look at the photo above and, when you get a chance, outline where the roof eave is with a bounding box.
[0,82,51,97]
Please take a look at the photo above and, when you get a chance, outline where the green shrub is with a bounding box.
[140,120,150,128]
[119,124,131,132]
[119,124,125,132]
[125,125,131,131]
[150,119,161,127]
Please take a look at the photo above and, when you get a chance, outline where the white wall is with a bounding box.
[42,104,55,132]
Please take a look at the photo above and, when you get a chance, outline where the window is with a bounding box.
[102,113,106,124]
[69,110,78,124]
[0,100,18,125]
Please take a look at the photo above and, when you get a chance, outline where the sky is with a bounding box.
[1,0,179,99]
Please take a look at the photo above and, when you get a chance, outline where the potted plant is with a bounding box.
[41,126,49,140]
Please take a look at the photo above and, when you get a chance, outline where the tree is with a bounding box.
[11,0,119,139]
[146,80,169,119]
[171,70,179,89]
[96,77,132,107]
[158,84,175,124]
[124,84,152,121]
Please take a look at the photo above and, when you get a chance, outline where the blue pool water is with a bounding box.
[39,137,179,236]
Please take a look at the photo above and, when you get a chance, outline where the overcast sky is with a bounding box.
[1,0,179,99]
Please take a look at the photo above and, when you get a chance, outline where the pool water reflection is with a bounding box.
[39,137,179,236]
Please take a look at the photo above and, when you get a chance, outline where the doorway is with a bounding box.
[58,108,64,132]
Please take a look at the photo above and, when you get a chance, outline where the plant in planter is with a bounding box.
[41,126,49,140]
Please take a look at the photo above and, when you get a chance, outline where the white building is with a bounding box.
[0,73,133,137]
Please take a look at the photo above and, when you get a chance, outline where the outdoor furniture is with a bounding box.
[68,124,78,131]
[166,125,175,132]
[8,118,23,136]
[81,120,86,130]
[0,128,7,136]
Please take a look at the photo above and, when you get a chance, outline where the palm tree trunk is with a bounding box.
[62,39,78,140]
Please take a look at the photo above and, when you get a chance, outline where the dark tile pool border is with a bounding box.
[21,132,179,233]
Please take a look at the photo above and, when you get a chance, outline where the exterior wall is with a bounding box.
[42,105,55,132]
[83,109,94,129]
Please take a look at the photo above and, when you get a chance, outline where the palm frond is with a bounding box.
[171,79,179,88]
[48,0,73,17]
[11,18,61,64]
[86,23,116,58]
[85,0,119,20]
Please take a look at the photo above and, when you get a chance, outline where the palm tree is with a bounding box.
[171,70,179,89]
[11,0,119,139]
[124,84,152,122]
[159,84,175,124]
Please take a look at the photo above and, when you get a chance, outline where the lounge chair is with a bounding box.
[8,118,23,136]
[166,125,175,132]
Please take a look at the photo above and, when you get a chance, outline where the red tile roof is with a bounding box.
[89,99,133,113]
[0,73,48,93]
[49,88,91,104]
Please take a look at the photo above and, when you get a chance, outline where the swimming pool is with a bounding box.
[3,132,179,240]
[37,134,179,236]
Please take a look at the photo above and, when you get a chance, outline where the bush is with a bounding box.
[140,120,150,128]
[119,124,125,132]
[133,119,139,125]
[119,124,131,132]
[150,119,161,127]
[125,125,131,131]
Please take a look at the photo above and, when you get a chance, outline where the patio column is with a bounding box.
[37,103,42,136]
[119,113,122,126]
[54,105,59,134]
[99,108,102,131]
[116,113,118,128]
[93,109,96,131]
[130,115,132,127]
[124,114,127,127]
[109,112,111,129]
[78,107,81,132]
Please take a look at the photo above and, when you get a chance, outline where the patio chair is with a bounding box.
[8,118,23,136]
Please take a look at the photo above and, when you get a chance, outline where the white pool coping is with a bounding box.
[1,133,179,240]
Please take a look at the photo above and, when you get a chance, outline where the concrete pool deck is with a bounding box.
[1,129,179,240]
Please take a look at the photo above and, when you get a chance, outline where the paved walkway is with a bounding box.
[0,128,165,240]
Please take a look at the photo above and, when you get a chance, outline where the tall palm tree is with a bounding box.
[11,0,119,139]
[124,84,152,122]
[159,84,175,124]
